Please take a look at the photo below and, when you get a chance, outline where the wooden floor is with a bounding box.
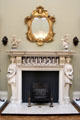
[0,115,80,120]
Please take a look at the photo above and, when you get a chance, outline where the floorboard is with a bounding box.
[0,115,80,120]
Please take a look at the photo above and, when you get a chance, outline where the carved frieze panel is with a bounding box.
[22,56,59,66]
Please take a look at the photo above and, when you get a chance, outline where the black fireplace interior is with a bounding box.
[22,71,59,103]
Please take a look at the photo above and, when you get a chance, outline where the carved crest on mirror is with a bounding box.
[25,6,55,46]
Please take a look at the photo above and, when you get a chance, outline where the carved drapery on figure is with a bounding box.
[64,57,73,103]
[7,57,17,103]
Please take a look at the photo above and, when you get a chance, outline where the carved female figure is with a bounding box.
[7,57,17,103]
[64,57,73,103]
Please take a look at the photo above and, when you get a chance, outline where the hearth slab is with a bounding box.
[1,103,79,115]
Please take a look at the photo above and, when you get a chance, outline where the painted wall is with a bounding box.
[0,0,80,94]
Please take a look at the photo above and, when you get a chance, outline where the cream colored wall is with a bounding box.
[0,0,80,92]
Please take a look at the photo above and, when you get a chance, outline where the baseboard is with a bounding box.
[73,91,80,99]
[0,91,8,99]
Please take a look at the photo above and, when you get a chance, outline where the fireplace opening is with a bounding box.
[22,71,59,103]
[31,79,50,103]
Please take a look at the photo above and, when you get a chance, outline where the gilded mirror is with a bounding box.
[25,6,55,46]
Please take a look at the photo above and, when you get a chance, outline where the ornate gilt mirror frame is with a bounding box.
[25,6,55,46]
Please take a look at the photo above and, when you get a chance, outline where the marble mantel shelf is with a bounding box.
[7,50,75,57]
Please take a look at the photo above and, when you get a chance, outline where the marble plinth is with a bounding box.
[0,99,7,110]
[73,99,80,109]
[2,103,79,115]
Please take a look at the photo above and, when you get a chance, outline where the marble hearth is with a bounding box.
[7,50,75,104]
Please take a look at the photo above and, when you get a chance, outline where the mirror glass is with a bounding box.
[32,17,49,39]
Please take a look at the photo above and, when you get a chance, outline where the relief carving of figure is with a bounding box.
[7,57,17,103]
[64,57,73,103]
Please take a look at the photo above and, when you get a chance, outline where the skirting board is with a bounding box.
[73,91,80,99]
[0,91,8,99]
